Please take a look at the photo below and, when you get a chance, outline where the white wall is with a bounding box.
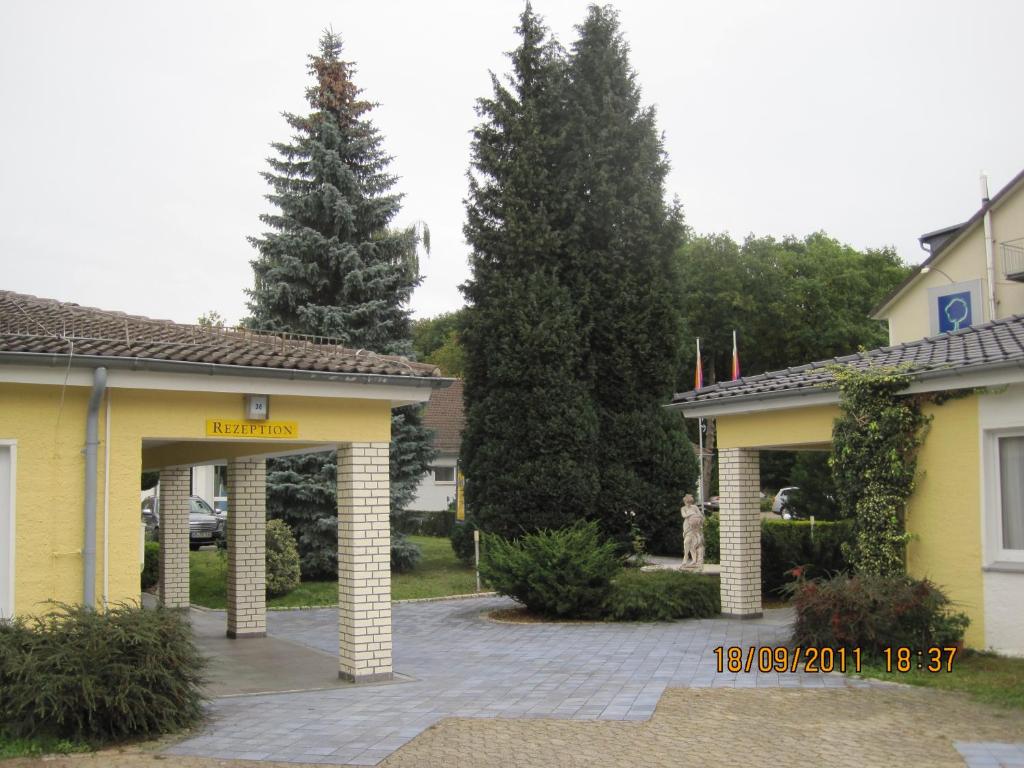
[407,455,457,513]
[979,383,1024,656]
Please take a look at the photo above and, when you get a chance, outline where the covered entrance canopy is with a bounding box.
[0,291,448,681]
[669,315,1024,640]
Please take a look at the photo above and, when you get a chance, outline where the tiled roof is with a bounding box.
[422,379,465,454]
[672,314,1024,408]
[0,291,441,379]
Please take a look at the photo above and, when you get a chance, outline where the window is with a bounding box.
[998,436,1024,552]
[433,466,455,484]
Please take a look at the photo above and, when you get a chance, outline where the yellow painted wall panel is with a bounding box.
[716,404,839,450]
[906,395,984,647]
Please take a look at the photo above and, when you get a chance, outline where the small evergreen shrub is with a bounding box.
[141,541,160,591]
[787,572,969,656]
[604,570,720,621]
[450,518,478,565]
[391,533,422,573]
[0,603,205,742]
[265,519,301,597]
[480,521,621,619]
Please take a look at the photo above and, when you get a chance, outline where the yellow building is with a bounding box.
[673,319,1024,654]
[873,169,1024,345]
[0,291,446,681]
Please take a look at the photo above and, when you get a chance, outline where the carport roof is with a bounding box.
[672,313,1024,409]
[0,291,442,380]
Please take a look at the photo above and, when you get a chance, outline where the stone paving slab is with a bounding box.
[166,597,886,765]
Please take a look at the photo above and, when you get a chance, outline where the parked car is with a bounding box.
[772,486,799,518]
[142,494,226,549]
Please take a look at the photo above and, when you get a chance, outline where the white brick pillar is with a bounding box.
[337,442,392,682]
[158,466,190,608]
[719,448,762,618]
[226,456,266,639]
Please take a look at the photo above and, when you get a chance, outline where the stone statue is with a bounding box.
[680,494,705,568]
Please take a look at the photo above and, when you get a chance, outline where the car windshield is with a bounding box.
[189,497,215,515]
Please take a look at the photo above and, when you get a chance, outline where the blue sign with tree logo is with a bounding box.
[937,291,972,333]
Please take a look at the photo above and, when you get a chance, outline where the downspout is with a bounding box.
[84,366,107,608]
[981,173,998,321]
[102,390,111,609]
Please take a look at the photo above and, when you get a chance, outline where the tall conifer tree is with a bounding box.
[565,6,695,544]
[247,31,434,577]
[462,6,600,539]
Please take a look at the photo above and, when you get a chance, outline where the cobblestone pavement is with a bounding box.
[381,687,1024,768]
[165,597,1024,766]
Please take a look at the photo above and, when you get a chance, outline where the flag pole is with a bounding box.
[695,337,704,506]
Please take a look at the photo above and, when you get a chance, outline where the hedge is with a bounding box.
[704,517,853,596]
[392,509,457,537]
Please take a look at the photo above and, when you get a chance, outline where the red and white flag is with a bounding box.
[731,330,741,381]
[695,338,704,390]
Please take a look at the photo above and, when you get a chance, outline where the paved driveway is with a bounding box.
[167,597,877,765]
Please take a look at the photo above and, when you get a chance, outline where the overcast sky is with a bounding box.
[2,1,1023,326]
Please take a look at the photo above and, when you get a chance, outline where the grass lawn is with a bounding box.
[0,733,89,759]
[855,651,1024,710]
[190,535,477,609]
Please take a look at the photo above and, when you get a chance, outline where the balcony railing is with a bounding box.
[1003,239,1024,281]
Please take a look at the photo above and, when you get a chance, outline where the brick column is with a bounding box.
[337,442,392,682]
[158,466,190,608]
[719,448,762,618]
[226,456,266,639]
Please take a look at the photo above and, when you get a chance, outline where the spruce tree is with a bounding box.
[247,31,434,578]
[565,6,696,545]
[462,6,599,539]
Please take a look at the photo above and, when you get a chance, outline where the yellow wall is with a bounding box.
[882,187,1024,345]
[906,395,984,647]
[0,383,391,615]
[716,404,839,450]
[714,395,986,647]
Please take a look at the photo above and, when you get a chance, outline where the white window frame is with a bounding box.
[432,465,456,485]
[983,428,1024,565]
[0,441,16,619]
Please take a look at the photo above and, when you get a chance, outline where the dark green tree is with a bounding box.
[246,30,434,578]
[564,5,696,545]
[462,6,600,539]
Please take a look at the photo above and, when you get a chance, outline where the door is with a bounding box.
[0,446,12,618]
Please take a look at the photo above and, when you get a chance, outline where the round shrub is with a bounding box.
[265,519,301,597]
[391,533,422,573]
[0,603,205,743]
[604,570,720,622]
[787,572,969,656]
[480,521,621,619]
[141,540,160,591]
[450,518,478,565]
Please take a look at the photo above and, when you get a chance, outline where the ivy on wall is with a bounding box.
[829,365,931,577]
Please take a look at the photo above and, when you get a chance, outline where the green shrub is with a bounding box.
[390,533,423,573]
[703,517,853,595]
[0,603,205,743]
[141,541,160,591]
[480,521,621,619]
[762,519,851,595]
[704,515,720,562]
[265,519,301,597]
[786,573,970,657]
[450,518,478,565]
[604,570,720,621]
[392,508,456,537]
